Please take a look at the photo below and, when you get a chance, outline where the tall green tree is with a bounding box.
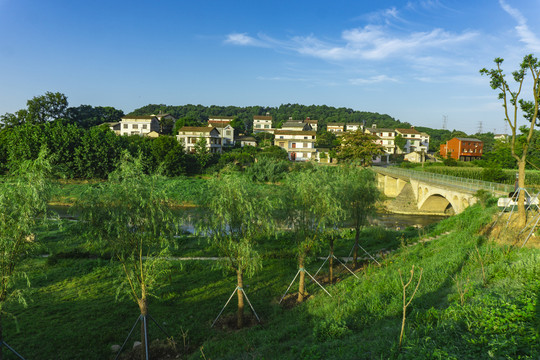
[336,130,384,166]
[75,152,178,359]
[194,136,211,172]
[73,127,121,178]
[282,167,343,302]
[26,92,68,124]
[480,54,540,227]
[0,149,51,359]
[335,166,380,269]
[200,173,276,327]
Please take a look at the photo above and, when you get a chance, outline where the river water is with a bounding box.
[48,205,446,232]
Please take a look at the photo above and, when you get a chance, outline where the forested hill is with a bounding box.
[129,103,412,130]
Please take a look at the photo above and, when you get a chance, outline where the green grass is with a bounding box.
[2,204,539,359]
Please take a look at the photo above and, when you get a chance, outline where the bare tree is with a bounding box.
[480,55,540,227]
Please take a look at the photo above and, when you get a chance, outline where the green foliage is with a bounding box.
[394,133,407,152]
[481,165,507,183]
[130,103,412,134]
[314,130,339,148]
[0,149,51,313]
[199,173,276,276]
[66,104,124,129]
[2,193,539,359]
[336,131,384,166]
[194,137,210,172]
[245,157,289,183]
[74,152,177,309]
[282,167,344,259]
[443,157,458,167]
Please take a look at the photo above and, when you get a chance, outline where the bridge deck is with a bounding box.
[373,167,513,197]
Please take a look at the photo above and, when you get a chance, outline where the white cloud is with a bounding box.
[224,33,262,46]
[499,0,540,52]
[349,75,399,85]
[291,26,477,61]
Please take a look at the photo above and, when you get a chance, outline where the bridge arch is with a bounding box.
[418,193,456,215]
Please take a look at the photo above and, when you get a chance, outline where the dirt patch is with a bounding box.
[212,312,261,331]
[484,213,540,248]
[116,338,182,360]
[278,292,313,309]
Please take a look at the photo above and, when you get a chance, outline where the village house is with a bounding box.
[281,119,312,131]
[274,130,317,161]
[345,123,363,132]
[253,115,274,133]
[440,137,483,161]
[177,126,222,154]
[105,122,121,135]
[208,122,235,147]
[327,123,345,134]
[119,115,161,136]
[395,127,429,154]
[208,116,233,125]
[365,125,397,156]
[236,135,257,147]
[303,117,318,131]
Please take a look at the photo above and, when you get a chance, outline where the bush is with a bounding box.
[482,166,508,183]
[245,157,289,183]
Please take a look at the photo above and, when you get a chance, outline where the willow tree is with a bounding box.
[335,165,380,269]
[480,55,540,227]
[199,173,275,328]
[75,152,177,360]
[0,149,51,359]
[282,167,343,302]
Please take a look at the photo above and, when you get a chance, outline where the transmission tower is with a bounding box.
[442,115,448,130]
[477,121,483,134]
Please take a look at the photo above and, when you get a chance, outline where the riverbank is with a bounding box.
[5,201,538,359]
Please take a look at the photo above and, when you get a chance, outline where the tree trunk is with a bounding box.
[297,257,306,302]
[138,296,148,360]
[237,269,244,328]
[352,225,360,269]
[516,159,527,227]
[329,238,334,284]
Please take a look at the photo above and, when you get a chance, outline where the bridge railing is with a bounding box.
[373,167,514,195]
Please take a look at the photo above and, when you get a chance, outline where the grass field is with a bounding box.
[2,201,539,359]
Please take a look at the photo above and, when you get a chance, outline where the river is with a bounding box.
[48,205,446,232]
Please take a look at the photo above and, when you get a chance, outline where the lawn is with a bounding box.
[1,202,538,359]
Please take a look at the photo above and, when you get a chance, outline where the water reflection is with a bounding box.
[48,205,446,234]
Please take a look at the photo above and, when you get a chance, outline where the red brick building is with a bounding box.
[440,137,483,161]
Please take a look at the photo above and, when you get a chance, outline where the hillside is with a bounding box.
[129,103,412,132]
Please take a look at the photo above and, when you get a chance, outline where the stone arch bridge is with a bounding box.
[373,167,512,215]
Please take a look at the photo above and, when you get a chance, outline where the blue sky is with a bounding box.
[1,0,539,134]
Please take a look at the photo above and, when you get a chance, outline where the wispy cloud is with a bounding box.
[349,75,399,85]
[225,23,477,62]
[499,0,540,52]
[224,33,268,47]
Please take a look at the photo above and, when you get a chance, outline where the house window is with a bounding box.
[279,142,285,147]
[123,124,128,129]
[256,124,261,128]
[133,124,138,129]
[264,125,269,128]
[226,130,231,136]
[279,136,284,139]
[142,124,147,129]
